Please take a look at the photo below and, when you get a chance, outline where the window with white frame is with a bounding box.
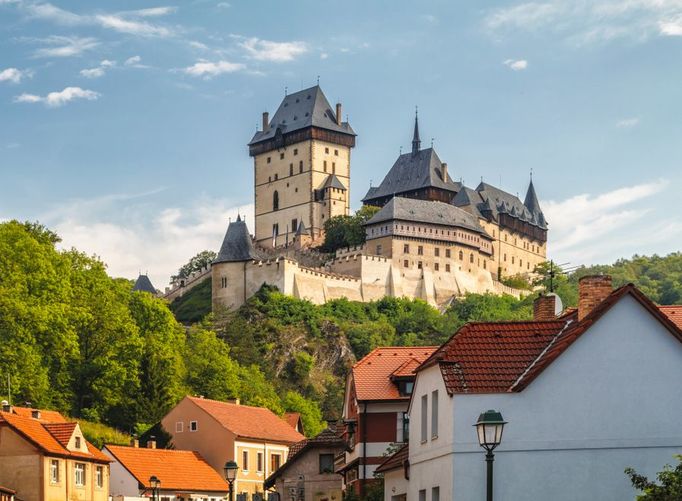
[50,459,59,483]
[420,394,428,442]
[242,450,249,471]
[190,420,198,432]
[257,452,263,473]
[75,463,85,486]
[431,390,439,439]
[96,466,104,488]
[176,421,183,433]
[75,436,81,449]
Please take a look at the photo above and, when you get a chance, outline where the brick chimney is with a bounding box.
[130,438,139,448]
[578,275,612,321]
[336,103,342,125]
[262,111,269,131]
[533,294,557,321]
[147,436,157,449]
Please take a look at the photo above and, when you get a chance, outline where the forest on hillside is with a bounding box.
[1,219,680,442]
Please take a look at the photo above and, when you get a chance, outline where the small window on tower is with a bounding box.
[291,219,298,233]
[418,261,423,269]
[299,160,303,173]
[280,153,284,160]
[325,147,329,154]
[403,244,409,253]
[334,149,339,156]
[267,157,271,164]
[332,162,336,173]
[274,173,278,180]
[289,164,293,176]
[435,247,440,257]
[323,161,327,172]
[293,148,298,155]
[446,249,451,258]
[434,263,439,271]
[404,260,409,268]
[446,264,451,272]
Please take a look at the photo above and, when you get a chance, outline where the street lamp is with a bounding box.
[474,410,507,501]
[149,475,161,501]
[223,460,238,501]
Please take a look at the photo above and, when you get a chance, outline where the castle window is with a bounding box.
[273,223,279,237]
[504,254,507,261]
[434,263,439,271]
[267,157,271,164]
[418,246,424,256]
[274,173,278,180]
[280,153,284,160]
[268,176,271,182]
[404,260,409,268]
[403,244,409,253]
[299,161,303,173]
[295,188,298,192]
[435,248,440,257]
[459,251,463,261]
[323,161,328,172]
[294,148,298,156]
[511,256,515,264]
[334,149,339,156]
[291,218,298,233]
[376,244,382,255]
[290,164,293,176]
[484,260,487,269]
[446,264,451,272]
[332,162,336,174]
[325,147,329,154]
[418,261,423,269]
[273,191,279,211]
[520,259,523,267]
[470,254,474,263]
[445,249,451,258]
[221,277,227,288]
[527,262,530,269]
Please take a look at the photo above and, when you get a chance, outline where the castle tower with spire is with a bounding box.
[248,86,356,248]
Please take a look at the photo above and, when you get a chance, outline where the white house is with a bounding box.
[381,275,682,501]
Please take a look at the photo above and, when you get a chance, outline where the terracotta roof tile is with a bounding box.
[353,347,437,401]
[10,406,66,423]
[284,412,302,431]
[659,305,682,330]
[0,412,109,463]
[375,444,409,474]
[187,397,305,444]
[44,422,77,446]
[105,445,228,492]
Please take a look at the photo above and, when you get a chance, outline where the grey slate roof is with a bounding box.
[365,196,486,235]
[249,86,355,145]
[214,216,258,263]
[362,148,461,202]
[322,174,347,191]
[524,179,542,216]
[133,274,157,294]
[475,182,547,229]
[295,220,310,236]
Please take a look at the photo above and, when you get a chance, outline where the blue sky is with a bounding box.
[1,0,681,288]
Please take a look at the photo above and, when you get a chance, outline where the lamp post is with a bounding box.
[223,460,238,501]
[474,410,507,501]
[149,475,160,501]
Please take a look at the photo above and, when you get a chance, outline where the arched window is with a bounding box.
[273,191,279,211]
[469,253,474,263]
[459,250,464,261]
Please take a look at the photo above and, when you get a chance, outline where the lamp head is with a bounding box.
[224,460,239,482]
[474,409,507,452]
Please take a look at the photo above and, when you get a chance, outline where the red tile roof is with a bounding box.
[659,305,682,330]
[352,347,437,401]
[424,285,682,394]
[187,397,305,444]
[105,445,229,493]
[284,412,302,432]
[10,406,66,423]
[0,411,109,463]
[43,422,78,447]
[375,444,409,474]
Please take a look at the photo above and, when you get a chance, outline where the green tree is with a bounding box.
[171,250,216,281]
[626,456,682,500]
[282,390,326,438]
[321,205,380,252]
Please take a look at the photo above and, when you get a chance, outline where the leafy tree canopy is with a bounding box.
[321,205,380,253]
[171,250,216,281]
[626,456,682,500]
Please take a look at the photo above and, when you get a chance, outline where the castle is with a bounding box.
[167,86,548,311]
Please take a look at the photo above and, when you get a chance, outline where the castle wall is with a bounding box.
[480,220,546,279]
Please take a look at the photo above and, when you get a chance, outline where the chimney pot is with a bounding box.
[227,398,240,406]
[578,275,612,321]
[147,436,157,449]
[1,401,10,413]
[262,111,269,131]
[130,438,139,448]
[441,163,448,181]
[533,294,557,321]
[335,103,342,125]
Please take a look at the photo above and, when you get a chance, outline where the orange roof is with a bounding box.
[187,397,305,444]
[284,412,301,428]
[352,347,437,401]
[659,305,682,330]
[43,422,78,446]
[10,406,67,423]
[0,411,109,463]
[105,445,229,493]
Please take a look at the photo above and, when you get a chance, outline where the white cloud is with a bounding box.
[239,37,308,62]
[14,86,100,107]
[188,40,209,50]
[320,52,329,60]
[80,59,116,78]
[24,2,84,25]
[125,6,177,17]
[41,191,253,290]
[183,59,245,78]
[95,14,173,37]
[485,0,682,44]
[544,180,670,264]
[0,67,32,83]
[31,35,99,58]
[504,58,528,70]
[616,117,640,128]
[123,55,150,69]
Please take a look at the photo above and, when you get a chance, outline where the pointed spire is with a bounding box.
[524,177,541,216]
[412,106,421,155]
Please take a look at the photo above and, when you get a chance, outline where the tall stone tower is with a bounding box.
[248,86,356,248]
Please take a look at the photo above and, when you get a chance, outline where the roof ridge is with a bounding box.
[188,395,278,411]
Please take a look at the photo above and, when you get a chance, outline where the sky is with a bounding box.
[1,0,681,289]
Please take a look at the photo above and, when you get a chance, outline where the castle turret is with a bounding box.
[132,274,157,294]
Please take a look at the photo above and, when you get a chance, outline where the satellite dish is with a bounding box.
[547,292,563,316]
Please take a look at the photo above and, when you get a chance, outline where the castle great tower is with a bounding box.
[248,86,356,248]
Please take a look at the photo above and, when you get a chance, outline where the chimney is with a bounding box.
[130,438,139,448]
[335,103,342,125]
[578,275,612,321]
[262,112,269,131]
[441,163,448,181]
[227,398,240,406]
[147,436,157,449]
[1,400,10,413]
[31,409,41,419]
[533,294,556,321]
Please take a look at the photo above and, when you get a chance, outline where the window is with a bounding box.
[299,160,303,173]
[417,261,423,269]
[270,454,281,472]
[459,250,464,260]
[289,164,293,176]
[432,486,440,501]
[434,263,439,271]
[402,412,410,442]
[470,254,474,263]
[376,244,382,255]
[279,153,284,160]
[323,160,328,172]
[274,173,278,180]
[398,381,413,397]
[504,253,507,262]
[419,490,426,501]
[403,260,409,268]
[257,452,263,473]
[435,247,440,257]
[417,246,423,256]
[190,420,198,432]
[293,148,298,156]
[291,218,298,233]
[50,459,59,483]
[446,263,452,272]
[325,147,329,153]
[75,436,81,449]
[242,450,249,471]
[221,277,227,288]
[267,157,271,164]
[319,453,335,473]
[273,191,279,211]
[484,260,487,270]
[96,466,104,488]
[176,421,184,433]
[421,395,428,442]
[511,256,515,264]
[431,390,439,438]
[75,463,85,486]
[334,149,339,156]
[403,244,409,253]
[332,162,336,174]
[445,249,451,258]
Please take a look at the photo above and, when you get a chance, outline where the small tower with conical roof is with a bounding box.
[133,274,157,294]
[412,108,421,155]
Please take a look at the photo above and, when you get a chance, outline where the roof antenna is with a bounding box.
[316,75,320,85]
[285,86,288,96]
[431,137,434,148]
[399,146,402,155]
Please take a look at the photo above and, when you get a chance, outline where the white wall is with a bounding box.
[444,295,682,500]
[103,448,140,497]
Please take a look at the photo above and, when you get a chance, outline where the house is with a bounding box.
[0,404,110,501]
[336,346,436,497]
[103,442,229,500]
[374,444,408,501]
[264,427,345,501]
[284,413,305,436]
[381,276,682,501]
[161,396,305,499]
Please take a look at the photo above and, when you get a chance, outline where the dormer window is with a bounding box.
[397,380,414,397]
[75,436,81,449]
